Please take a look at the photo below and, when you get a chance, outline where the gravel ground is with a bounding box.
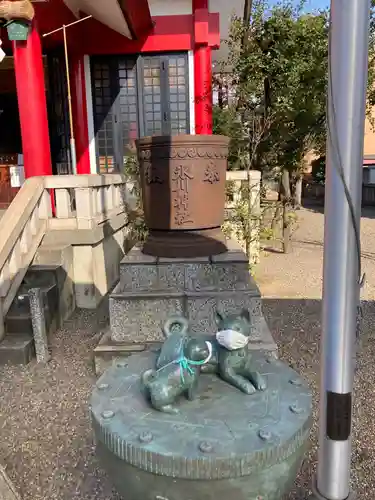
[0,205,374,499]
[0,303,121,500]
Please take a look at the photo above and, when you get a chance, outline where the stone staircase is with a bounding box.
[0,269,58,365]
[0,243,76,364]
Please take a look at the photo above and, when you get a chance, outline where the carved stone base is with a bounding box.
[109,239,276,352]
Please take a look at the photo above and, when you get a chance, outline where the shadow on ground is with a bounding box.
[302,199,375,220]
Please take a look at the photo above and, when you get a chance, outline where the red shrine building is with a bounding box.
[0,0,238,207]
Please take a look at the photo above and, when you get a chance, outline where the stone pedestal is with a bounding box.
[95,239,276,375]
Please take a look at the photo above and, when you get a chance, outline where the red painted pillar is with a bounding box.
[70,54,91,174]
[12,21,52,178]
[194,45,213,134]
[193,0,213,134]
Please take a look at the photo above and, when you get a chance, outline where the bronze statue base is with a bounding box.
[91,351,312,500]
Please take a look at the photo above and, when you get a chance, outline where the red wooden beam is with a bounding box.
[118,0,153,39]
[79,14,192,53]
[78,12,218,54]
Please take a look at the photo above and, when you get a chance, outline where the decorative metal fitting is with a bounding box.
[289,378,302,387]
[139,432,153,444]
[258,429,272,441]
[116,359,128,368]
[101,410,115,419]
[199,441,214,453]
[289,404,303,414]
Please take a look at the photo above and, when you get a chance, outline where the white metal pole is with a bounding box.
[312,1,371,499]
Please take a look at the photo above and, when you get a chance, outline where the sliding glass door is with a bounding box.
[91,53,190,173]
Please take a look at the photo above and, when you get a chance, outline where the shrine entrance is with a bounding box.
[0,56,22,208]
[0,50,73,208]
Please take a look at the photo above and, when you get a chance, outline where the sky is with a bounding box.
[301,0,329,10]
[270,0,329,11]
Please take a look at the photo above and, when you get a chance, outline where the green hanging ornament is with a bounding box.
[5,20,31,41]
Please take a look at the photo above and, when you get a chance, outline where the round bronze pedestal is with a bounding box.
[91,351,312,500]
[136,134,230,258]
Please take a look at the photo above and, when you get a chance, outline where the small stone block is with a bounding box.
[120,263,187,292]
[158,255,210,264]
[5,314,33,336]
[0,334,35,365]
[185,263,217,291]
[248,316,276,349]
[248,274,261,295]
[214,263,252,290]
[29,288,51,363]
[157,263,185,290]
[119,243,260,293]
[186,295,216,333]
[120,247,190,291]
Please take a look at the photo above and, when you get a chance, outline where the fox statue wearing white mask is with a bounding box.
[157,309,267,395]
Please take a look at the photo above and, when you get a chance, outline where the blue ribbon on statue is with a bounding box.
[174,341,212,383]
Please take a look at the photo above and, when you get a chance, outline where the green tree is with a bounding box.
[215,0,375,252]
[216,0,375,193]
[223,1,328,204]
